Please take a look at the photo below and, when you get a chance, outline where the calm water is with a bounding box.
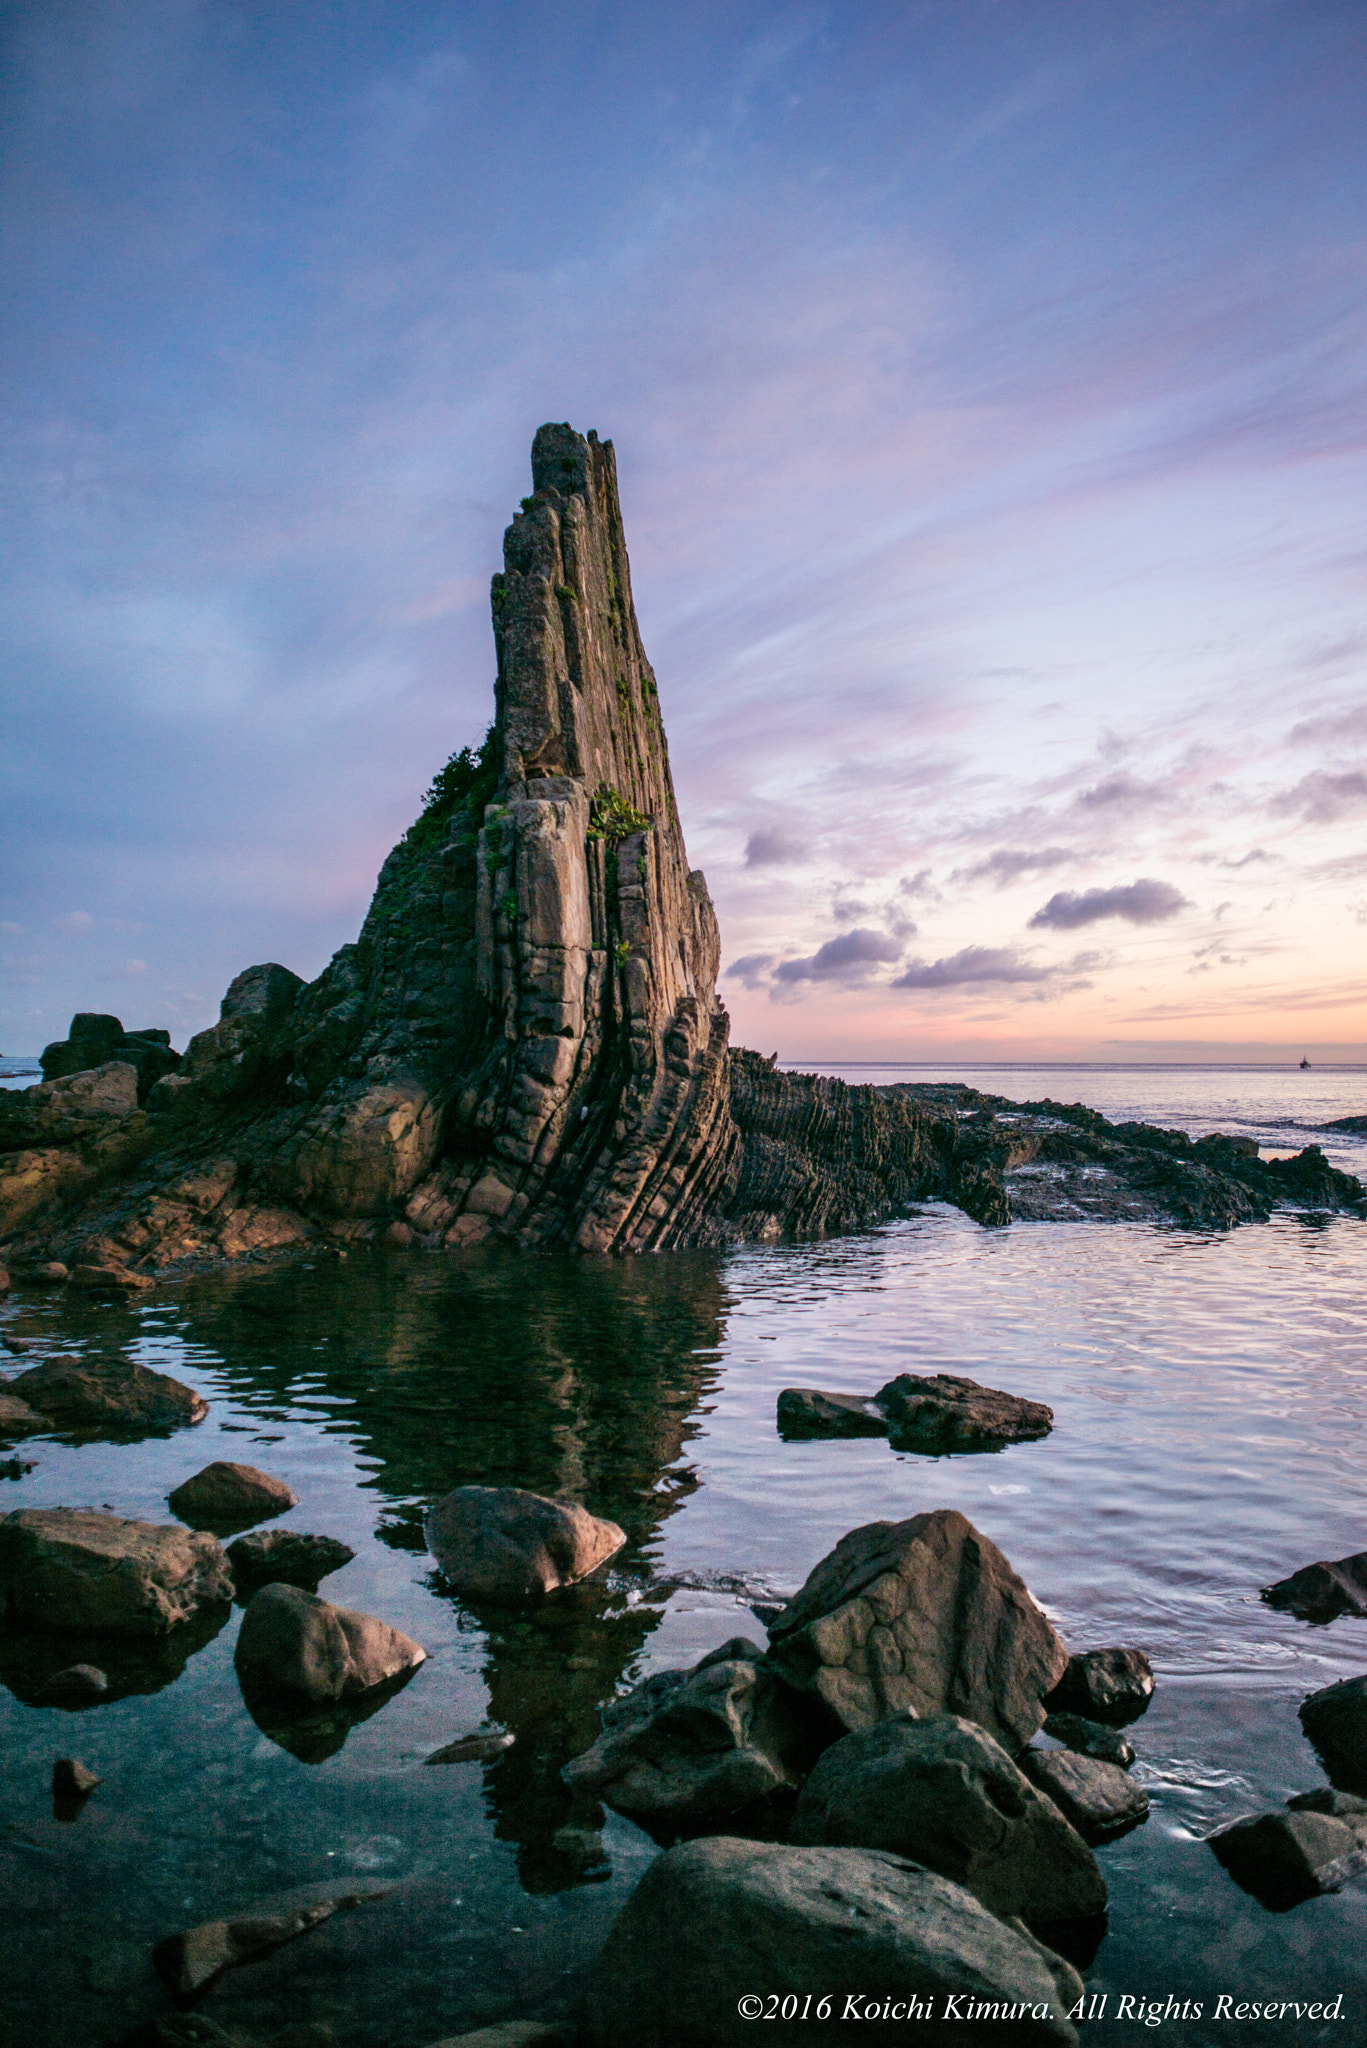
[1,1067,1366,2045]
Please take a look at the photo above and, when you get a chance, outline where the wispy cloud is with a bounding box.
[1270,770,1367,826]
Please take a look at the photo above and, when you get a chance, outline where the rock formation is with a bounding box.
[0,421,1362,1273]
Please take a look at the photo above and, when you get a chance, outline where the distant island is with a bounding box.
[1,426,1361,1283]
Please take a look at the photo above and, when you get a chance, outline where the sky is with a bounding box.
[2,0,1366,1064]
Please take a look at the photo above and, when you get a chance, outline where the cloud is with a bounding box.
[1028,878,1189,930]
[725,952,774,989]
[55,910,94,935]
[774,927,905,984]
[1075,773,1165,812]
[954,845,1072,887]
[892,945,1052,989]
[1270,769,1367,825]
[1220,847,1276,869]
[744,824,809,867]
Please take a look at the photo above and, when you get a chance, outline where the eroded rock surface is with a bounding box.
[766,1510,1069,1752]
[580,1837,1082,2047]
[0,1508,232,1634]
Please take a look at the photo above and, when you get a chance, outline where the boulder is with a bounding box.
[1263,1551,1367,1622]
[1021,1747,1149,1842]
[1041,1713,1135,1768]
[152,1892,383,1999]
[579,1837,1082,2047]
[226,1528,355,1592]
[1045,1646,1153,1726]
[234,1581,426,1701]
[875,1373,1053,1452]
[8,1356,206,1432]
[1209,1803,1367,1908]
[1299,1672,1367,1792]
[790,1713,1105,1923]
[766,1510,1068,1752]
[776,1388,889,1437]
[425,1484,626,1603]
[168,1461,298,1535]
[0,1390,49,1436]
[563,1637,826,1829]
[0,1508,232,1634]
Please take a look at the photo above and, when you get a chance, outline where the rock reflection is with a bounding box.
[179,1243,731,1884]
[0,1601,230,1709]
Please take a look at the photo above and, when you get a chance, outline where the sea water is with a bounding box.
[1,1065,1365,2044]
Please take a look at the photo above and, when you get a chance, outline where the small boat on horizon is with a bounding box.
[1300,1056,1311,1069]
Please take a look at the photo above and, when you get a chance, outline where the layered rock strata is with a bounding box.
[0,422,1362,1273]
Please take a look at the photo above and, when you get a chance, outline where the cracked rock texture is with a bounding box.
[1,424,1362,1275]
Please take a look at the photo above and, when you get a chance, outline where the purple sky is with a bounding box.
[3,0,1366,1061]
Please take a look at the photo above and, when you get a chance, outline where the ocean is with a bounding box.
[2,1062,1366,2043]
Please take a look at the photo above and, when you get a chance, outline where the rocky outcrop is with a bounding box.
[425,1484,625,1603]
[789,1713,1106,1922]
[579,1837,1082,2047]
[765,1510,1069,1752]
[2,423,1360,1274]
[0,1507,233,1634]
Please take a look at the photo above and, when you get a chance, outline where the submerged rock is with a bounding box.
[0,1508,232,1634]
[7,1356,206,1433]
[790,1713,1106,1923]
[1046,1646,1154,1726]
[168,1461,298,1534]
[1299,1672,1367,1792]
[424,1728,516,1765]
[563,1636,825,1830]
[1021,1747,1149,1843]
[40,1660,109,1702]
[1041,1712,1135,1768]
[152,1892,384,1999]
[226,1527,355,1592]
[1263,1551,1367,1622]
[234,1581,426,1701]
[766,1509,1069,1752]
[580,1837,1082,2047]
[52,1755,100,1799]
[425,1484,625,1604]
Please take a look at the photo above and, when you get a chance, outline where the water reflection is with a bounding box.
[176,1246,731,1884]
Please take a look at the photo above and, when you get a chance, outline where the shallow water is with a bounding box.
[2,1073,1367,2044]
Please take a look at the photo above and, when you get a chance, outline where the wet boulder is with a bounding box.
[8,1356,206,1433]
[1299,1672,1367,1792]
[563,1636,825,1830]
[580,1837,1082,2047]
[234,1581,426,1701]
[168,1461,298,1535]
[0,1508,232,1634]
[1046,1646,1153,1726]
[425,1484,625,1604]
[1263,1551,1367,1622]
[874,1373,1053,1452]
[790,1713,1105,1923]
[1041,1712,1135,1768]
[766,1509,1069,1752]
[1209,1797,1367,1909]
[1021,1747,1149,1843]
[226,1527,354,1593]
[776,1388,889,1437]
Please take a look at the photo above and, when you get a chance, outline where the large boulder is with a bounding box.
[1263,1551,1367,1622]
[226,1528,354,1593]
[8,1356,206,1433]
[0,1508,232,1634]
[765,1510,1068,1752]
[790,1713,1105,1923]
[1045,1646,1153,1726]
[563,1636,826,1829]
[1209,1794,1367,1908]
[875,1373,1053,1452]
[425,1484,625,1603]
[234,1581,426,1701]
[579,1837,1082,2047]
[1299,1672,1367,1791]
[1020,1747,1149,1843]
[168,1461,298,1535]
